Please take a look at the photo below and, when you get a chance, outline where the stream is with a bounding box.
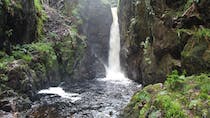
[27,7,141,118]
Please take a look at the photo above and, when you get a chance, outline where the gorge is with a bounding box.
[33,6,140,118]
[0,0,209,118]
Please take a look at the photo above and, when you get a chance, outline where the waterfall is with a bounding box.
[105,7,127,81]
[108,7,121,72]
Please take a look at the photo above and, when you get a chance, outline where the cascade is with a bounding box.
[105,7,127,81]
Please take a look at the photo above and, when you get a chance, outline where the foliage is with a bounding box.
[24,42,57,69]
[184,0,194,12]
[194,28,210,40]
[12,46,32,62]
[177,28,210,41]
[2,0,22,12]
[123,73,210,118]
[0,52,14,71]
[165,70,185,91]
[154,94,187,118]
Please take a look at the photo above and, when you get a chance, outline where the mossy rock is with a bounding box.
[122,73,210,118]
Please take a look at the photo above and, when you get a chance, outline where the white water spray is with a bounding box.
[104,7,129,83]
[38,87,81,102]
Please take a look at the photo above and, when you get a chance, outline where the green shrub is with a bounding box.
[177,28,210,41]
[24,42,57,69]
[165,70,185,91]
[194,28,210,39]
[12,46,32,62]
[154,95,187,118]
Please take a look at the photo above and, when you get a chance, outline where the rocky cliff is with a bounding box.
[119,0,210,86]
[0,0,39,52]
[119,0,210,117]
[72,0,112,80]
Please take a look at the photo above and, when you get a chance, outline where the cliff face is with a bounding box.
[119,0,210,86]
[72,0,112,79]
[0,0,86,114]
[0,0,39,51]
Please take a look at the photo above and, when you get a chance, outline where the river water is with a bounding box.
[33,7,141,118]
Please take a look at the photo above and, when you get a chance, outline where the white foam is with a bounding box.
[38,87,81,102]
[100,7,131,85]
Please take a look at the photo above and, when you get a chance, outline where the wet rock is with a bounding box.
[0,90,31,112]
[6,60,38,97]
[24,78,140,118]
[0,0,38,50]
[118,0,210,86]
[28,104,62,118]
[72,0,112,80]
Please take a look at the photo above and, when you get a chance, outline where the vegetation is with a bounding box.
[177,28,210,41]
[34,0,46,39]
[123,71,210,118]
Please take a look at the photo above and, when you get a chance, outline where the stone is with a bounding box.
[118,0,210,86]
[72,0,112,80]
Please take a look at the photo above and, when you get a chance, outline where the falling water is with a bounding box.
[108,7,121,72]
[105,7,128,82]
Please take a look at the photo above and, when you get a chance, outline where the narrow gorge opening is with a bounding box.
[1,0,209,118]
[34,6,140,118]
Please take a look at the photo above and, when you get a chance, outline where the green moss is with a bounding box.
[24,42,57,69]
[194,28,210,39]
[2,0,22,14]
[165,70,185,91]
[154,95,187,118]
[184,0,194,11]
[0,74,8,81]
[34,0,42,13]
[0,53,14,71]
[54,38,76,75]
[34,0,46,39]
[12,46,32,62]
[123,73,210,118]
[139,103,150,117]
[177,28,210,41]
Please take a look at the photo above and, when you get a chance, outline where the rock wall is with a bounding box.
[0,0,38,51]
[119,0,210,86]
[72,0,112,79]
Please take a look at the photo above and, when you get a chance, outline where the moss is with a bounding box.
[0,74,8,81]
[177,28,210,41]
[123,73,210,118]
[34,0,46,39]
[0,53,14,71]
[165,70,185,91]
[154,94,187,118]
[2,0,22,11]
[24,42,57,69]
[12,46,32,63]
[183,0,194,11]
[194,28,210,40]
